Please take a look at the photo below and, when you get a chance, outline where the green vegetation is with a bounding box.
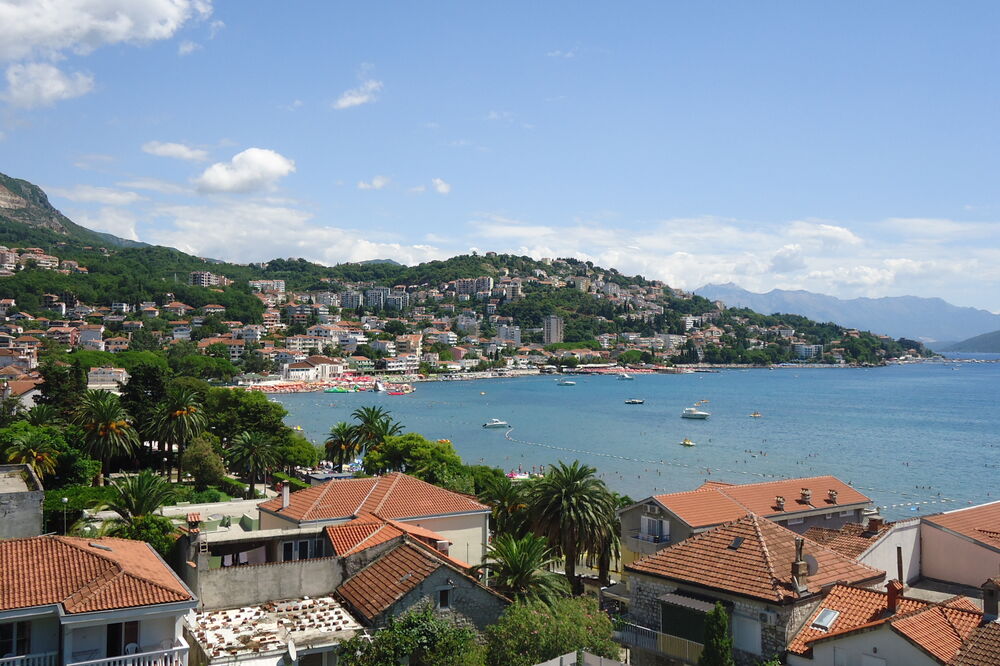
[699,602,736,666]
[339,606,485,666]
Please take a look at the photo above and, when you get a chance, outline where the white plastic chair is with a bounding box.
[124,643,140,655]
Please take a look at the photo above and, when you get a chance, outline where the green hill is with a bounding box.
[944,329,1000,353]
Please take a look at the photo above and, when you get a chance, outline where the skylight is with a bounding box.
[728,537,745,550]
[811,608,840,631]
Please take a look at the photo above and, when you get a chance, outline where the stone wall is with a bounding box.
[378,567,507,631]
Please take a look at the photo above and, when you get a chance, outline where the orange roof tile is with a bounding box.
[260,472,489,523]
[0,536,191,614]
[651,476,871,529]
[803,521,894,559]
[951,622,1000,666]
[924,501,1000,547]
[626,515,884,603]
[337,541,446,621]
[893,605,983,662]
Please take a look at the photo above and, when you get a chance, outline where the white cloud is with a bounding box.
[48,185,144,206]
[408,185,426,194]
[486,110,513,122]
[3,63,93,108]
[178,40,201,55]
[546,49,577,59]
[769,244,806,273]
[279,99,303,111]
[208,20,225,38]
[787,220,863,247]
[74,207,139,241]
[333,79,383,110]
[0,0,213,62]
[431,178,451,195]
[142,140,208,162]
[195,148,296,193]
[117,177,191,195]
[357,175,390,190]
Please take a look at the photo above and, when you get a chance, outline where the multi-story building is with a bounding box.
[497,324,521,345]
[543,315,564,345]
[384,291,409,310]
[340,291,363,310]
[792,343,824,359]
[189,271,232,288]
[248,279,286,293]
[364,287,391,310]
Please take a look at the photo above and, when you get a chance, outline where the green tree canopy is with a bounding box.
[362,432,463,485]
[338,606,484,666]
[699,602,735,666]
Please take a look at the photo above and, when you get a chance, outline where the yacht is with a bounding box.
[618,373,635,381]
[482,418,511,429]
[679,438,696,447]
[681,406,711,419]
[749,411,762,418]
[557,379,576,386]
[624,398,645,405]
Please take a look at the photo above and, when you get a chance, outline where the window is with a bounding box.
[824,513,833,520]
[840,510,853,517]
[0,621,30,657]
[298,540,310,560]
[834,647,849,666]
[786,517,805,525]
[642,516,669,542]
[811,608,840,631]
[437,588,451,609]
[105,621,139,657]
[659,603,705,643]
[282,541,294,562]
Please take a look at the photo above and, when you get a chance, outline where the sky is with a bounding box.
[1,2,999,311]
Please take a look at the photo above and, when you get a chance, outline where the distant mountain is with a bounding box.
[695,283,1000,343]
[0,172,146,249]
[943,329,1000,353]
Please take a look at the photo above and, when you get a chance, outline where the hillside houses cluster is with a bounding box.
[0,245,90,278]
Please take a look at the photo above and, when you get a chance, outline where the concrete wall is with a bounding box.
[377,568,507,631]
[195,557,343,610]
[774,507,865,535]
[791,622,938,666]
[859,519,921,584]
[921,521,1000,587]
[64,614,180,660]
[0,464,44,538]
[401,512,489,567]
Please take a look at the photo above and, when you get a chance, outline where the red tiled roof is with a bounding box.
[924,501,1000,547]
[626,515,884,603]
[337,541,445,621]
[0,536,191,614]
[803,521,895,559]
[651,476,871,529]
[326,517,408,556]
[951,622,1000,666]
[259,472,489,523]
[894,604,983,663]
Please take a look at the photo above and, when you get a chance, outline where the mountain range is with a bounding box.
[695,283,1000,344]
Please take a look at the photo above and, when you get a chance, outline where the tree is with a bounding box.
[106,470,176,524]
[478,475,528,537]
[25,404,61,427]
[154,386,207,482]
[113,514,177,558]
[118,363,169,440]
[0,394,24,428]
[699,602,735,666]
[484,597,618,666]
[383,319,408,335]
[351,405,403,455]
[324,421,360,471]
[227,431,279,498]
[527,460,615,594]
[4,431,58,479]
[362,433,463,484]
[180,435,226,490]
[276,432,320,472]
[36,360,87,415]
[73,390,140,486]
[338,606,484,666]
[203,387,288,444]
[476,533,569,604]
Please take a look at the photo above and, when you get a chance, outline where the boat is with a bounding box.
[324,386,349,393]
[750,411,762,418]
[387,391,408,396]
[681,406,711,419]
[557,380,576,386]
[618,373,635,381]
[680,438,696,447]
[482,418,511,429]
[374,380,387,392]
[625,399,645,405]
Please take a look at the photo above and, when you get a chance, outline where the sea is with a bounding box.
[272,354,1000,520]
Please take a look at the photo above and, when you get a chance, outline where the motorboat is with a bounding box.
[557,379,576,386]
[483,418,511,429]
[624,399,645,405]
[749,411,762,418]
[618,373,635,381]
[374,380,387,392]
[679,438,696,447]
[681,406,710,419]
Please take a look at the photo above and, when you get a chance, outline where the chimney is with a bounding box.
[801,488,812,504]
[775,496,786,511]
[792,537,809,592]
[828,489,838,504]
[867,517,884,532]
[886,579,904,614]
[983,578,1000,618]
[281,482,290,510]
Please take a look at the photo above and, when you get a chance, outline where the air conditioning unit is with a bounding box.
[759,610,778,625]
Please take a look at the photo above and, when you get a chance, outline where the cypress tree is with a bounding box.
[699,602,735,666]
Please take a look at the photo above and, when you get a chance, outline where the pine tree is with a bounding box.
[698,602,735,666]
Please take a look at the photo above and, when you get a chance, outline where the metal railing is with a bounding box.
[0,653,58,666]
[612,621,703,664]
[68,640,188,666]
[628,529,669,544]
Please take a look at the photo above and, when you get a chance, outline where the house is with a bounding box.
[280,355,345,382]
[615,514,884,665]
[951,618,1000,665]
[0,535,196,665]
[87,366,130,391]
[163,301,193,316]
[1,378,43,409]
[786,580,986,666]
[921,501,1000,588]
[619,477,871,568]
[201,304,226,316]
[0,464,44,538]
[805,517,921,584]
[257,472,490,566]
[104,337,130,353]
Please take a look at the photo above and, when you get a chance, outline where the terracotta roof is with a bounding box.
[626,515,885,603]
[894,604,983,662]
[0,536,192,614]
[259,472,489,523]
[649,476,871,529]
[951,622,1000,666]
[803,521,895,559]
[327,516,408,556]
[924,501,1000,548]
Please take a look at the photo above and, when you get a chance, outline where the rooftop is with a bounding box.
[924,501,1000,548]
[803,520,897,559]
[951,622,1000,666]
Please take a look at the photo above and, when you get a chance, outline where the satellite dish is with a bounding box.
[804,554,819,576]
[287,639,297,662]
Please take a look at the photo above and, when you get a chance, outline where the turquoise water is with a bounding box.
[272,361,1000,519]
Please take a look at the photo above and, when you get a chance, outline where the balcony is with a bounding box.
[625,529,670,557]
[0,653,58,666]
[613,621,703,664]
[68,639,189,666]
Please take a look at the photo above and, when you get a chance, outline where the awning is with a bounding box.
[601,582,629,603]
[658,592,715,613]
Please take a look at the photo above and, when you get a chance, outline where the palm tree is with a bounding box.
[527,460,615,594]
[476,533,569,604]
[154,387,207,482]
[351,406,402,455]
[478,474,528,537]
[107,470,176,525]
[4,434,57,479]
[325,421,360,471]
[591,500,622,587]
[25,404,61,427]
[228,431,279,498]
[74,390,139,486]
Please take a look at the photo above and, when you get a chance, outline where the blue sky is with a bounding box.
[2,1,1000,310]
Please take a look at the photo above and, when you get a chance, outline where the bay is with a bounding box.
[272,361,1000,520]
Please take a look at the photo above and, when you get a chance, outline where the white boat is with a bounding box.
[618,373,635,381]
[679,438,696,447]
[374,380,387,392]
[482,418,511,429]
[557,379,576,386]
[681,406,710,419]
[624,399,644,405]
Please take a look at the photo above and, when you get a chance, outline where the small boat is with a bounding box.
[387,391,408,396]
[625,399,645,405]
[557,380,576,386]
[374,380,387,392]
[680,438,696,447]
[618,373,635,381]
[483,418,511,429]
[681,406,711,419]
[750,411,762,418]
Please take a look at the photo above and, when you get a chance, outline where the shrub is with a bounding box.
[44,485,116,533]
[272,471,309,490]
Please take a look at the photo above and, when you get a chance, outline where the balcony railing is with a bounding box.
[0,653,58,666]
[613,621,703,664]
[68,639,188,666]
[628,529,670,544]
